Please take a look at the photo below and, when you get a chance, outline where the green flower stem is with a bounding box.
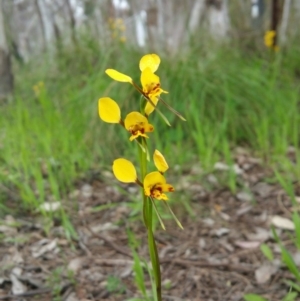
[146,199,162,301]
[138,137,162,301]
[138,138,148,227]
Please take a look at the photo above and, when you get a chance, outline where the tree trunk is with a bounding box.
[34,0,47,50]
[36,0,53,49]
[279,0,291,44]
[207,0,230,39]
[295,0,300,17]
[65,0,78,46]
[0,0,13,101]
[188,0,205,32]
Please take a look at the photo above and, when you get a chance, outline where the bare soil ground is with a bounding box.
[1,148,300,301]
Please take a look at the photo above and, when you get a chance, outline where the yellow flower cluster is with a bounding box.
[264,30,279,52]
[98,55,183,299]
[113,150,173,201]
[33,81,45,97]
[98,54,177,202]
[108,18,126,43]
[98,97,154,141]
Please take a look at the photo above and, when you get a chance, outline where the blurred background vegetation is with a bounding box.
[0,0,300,231]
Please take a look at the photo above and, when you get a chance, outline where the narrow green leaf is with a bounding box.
[271,226,300,281]
[271,226,280,242]
[243,294,268,301]
[148,229,160,283]
[151,197,166,230]
[292,212,300,249]
[282,292,298,301]
[155,107,171,126]
[127,229,148,299]
[158,97,186,121]
[144,260,157,301]
[260,244,274,261]
[163,201,184,229]
[281,247,300,281]
[132,250,147,298]
[136,140,146,153]
[283,280,300,292]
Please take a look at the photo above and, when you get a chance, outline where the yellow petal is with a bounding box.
[112,158,137,183]
[144,171,166,196]
[144,123,154,133]
[98,97,121,123]
[124,111,148,130]
[153,184,174,200]
[105,69,133,83]
[161,183,174,192]
[139,54,161,73]
[145,96,159,116]
[153,150,169,173]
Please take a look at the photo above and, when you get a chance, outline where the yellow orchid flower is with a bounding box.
[264,30,279,51]
[105,54,186,121]
[153,150,169,173]
[112,158,137,183]
[141,67,168,116]
[264,30,275,48]
[105,54,159,84]
[112,159,174,200]
[124,111,154,141]
[144,171,174,201]
[98,98,154,142]
[33,81,45,97]
[112,157,181,228]
[105,60,167,116]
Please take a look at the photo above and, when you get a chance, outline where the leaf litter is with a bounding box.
[0,150,299,301]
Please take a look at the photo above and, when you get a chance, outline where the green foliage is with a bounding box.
[252,185,300,300]
[244,293,298,301]
[244,294,268,301]
[260,243,274,261]
[292,212,300,250]
[281,292,298,301]
[284,280,300,293]
[1,35,300,229]
[106,275,126,294]
[127,229,148,299]
[249,225,300,301]
[272,226,300,282]
[46,266,76,301]
[127,229,162,301]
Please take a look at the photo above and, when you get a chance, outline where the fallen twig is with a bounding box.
[85,225,132,258]
[0,288,51,300]
[161,258,256,273]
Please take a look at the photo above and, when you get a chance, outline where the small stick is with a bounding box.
[0,288,51,300]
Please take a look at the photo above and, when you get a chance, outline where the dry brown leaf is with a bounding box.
[38,201,61,212]
[255,263,278,284]
[234,241,261,249]
[10,267,26,295]
[246,227,270,242]
[68,257,85,274]
[236,191,252,202]
[271,215,294,230]
[31,239,58,258]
